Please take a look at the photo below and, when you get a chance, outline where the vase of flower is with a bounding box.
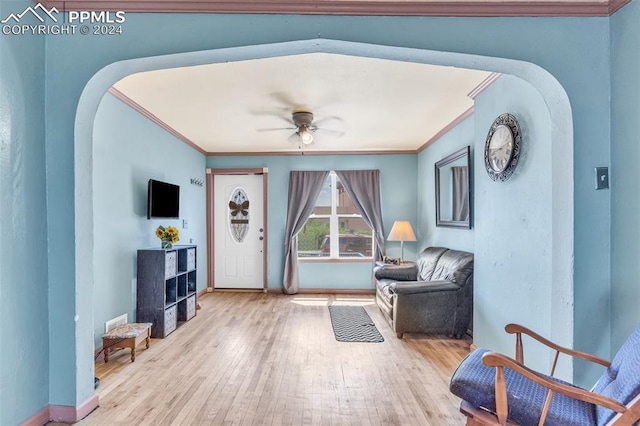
[156,225,179,249]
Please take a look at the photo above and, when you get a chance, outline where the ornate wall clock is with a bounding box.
[484,113,522,182]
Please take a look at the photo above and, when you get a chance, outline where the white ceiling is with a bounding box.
[113,53,492,154]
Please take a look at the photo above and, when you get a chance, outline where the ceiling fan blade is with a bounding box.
[269,92,309,111]
[256,126,296,132]
[250,111,293,124]
[313,115,344,128]
[288,132,300,145]
[315,128,345,138]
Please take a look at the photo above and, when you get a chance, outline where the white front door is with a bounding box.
[213,174,264,289]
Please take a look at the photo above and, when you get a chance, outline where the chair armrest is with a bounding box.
[482,352,627,415]
[505,323,611,368]
[390,280,459,295]
[373,264,417,281]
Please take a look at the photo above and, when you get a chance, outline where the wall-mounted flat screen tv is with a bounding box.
[147,179,180,219]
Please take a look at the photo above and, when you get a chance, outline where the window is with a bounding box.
[298,172,373,259]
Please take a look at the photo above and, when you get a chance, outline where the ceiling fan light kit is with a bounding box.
[291,111,316,148]
[298,128,314,145]
[258,109,345,151]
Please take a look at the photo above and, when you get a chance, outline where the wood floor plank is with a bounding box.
[72,292,470,425]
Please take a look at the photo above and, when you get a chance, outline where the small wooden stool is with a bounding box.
[102,323,152,363]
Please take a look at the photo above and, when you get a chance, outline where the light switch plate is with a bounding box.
[595,167,609,190]
[183,219,189,229]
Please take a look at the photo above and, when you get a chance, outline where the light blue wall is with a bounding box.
[50,14,608,406]
[610,2,640,352]
[0,0,49,423]
[417,115,475,252]
[567,22,613,387]
[419,75,579,379]
[0,7,624,422]
[207,154,418,289]
[472,75,561,376]
[92,93,207,348]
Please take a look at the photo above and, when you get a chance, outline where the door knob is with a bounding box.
[259,228,264,233]
[259,236,264,240]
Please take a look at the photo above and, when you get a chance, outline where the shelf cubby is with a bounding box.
[165,277,177,306]
[178,273,187,298]
[187,271,196,295]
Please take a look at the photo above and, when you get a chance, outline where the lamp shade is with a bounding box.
[387,221,417,242]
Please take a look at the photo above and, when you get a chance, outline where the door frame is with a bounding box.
[207,168,269,292]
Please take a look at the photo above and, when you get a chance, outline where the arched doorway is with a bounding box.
[75,38,573,407]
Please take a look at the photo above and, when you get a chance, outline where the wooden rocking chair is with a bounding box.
[450,323,640,425]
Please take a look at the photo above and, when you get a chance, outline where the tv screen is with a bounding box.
[147,179,180,219]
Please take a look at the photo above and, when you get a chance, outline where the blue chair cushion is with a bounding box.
[450,348,597,425]
[592,325,640,426]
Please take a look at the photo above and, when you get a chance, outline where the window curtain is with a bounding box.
[283,170,330,295]
[335,170,386,265]
[451,166,469,221]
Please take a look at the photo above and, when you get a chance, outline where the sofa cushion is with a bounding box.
[417,247,448,281]
[431,249,474,285]
[375,279,394,321]
[450,348,597,426]
[376,279,395,304]
[374,264,417,281]
[390,280,459,295]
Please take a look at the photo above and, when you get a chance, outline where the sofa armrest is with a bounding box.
[390,280,460,295]
[374,264,417,281]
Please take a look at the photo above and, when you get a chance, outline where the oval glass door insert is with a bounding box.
[228,187,250,243]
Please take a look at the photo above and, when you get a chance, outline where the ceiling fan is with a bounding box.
[289,111,317,146]
[257,110,345,149]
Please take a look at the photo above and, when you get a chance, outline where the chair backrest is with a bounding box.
[417,247,448,281]
[592,325,640,425]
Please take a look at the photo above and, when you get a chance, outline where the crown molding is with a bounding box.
[416,72,500,152]
[468,72,502,100]
[208,149,417,156]
[609,0,630,14]
[107,87,207,155]
[40,0,630,17]
[417,106,475,153]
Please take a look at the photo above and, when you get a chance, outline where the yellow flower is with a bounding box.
[156,225,178,244]
[155,228,165,239]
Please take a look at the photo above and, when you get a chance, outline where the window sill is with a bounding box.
[298,257,373,264]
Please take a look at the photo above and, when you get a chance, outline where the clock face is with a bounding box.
[484,113,522,182]
[488,125,514,172]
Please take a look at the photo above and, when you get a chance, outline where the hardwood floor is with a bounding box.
[80,293,470,425]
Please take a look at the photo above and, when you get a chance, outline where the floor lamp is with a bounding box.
[387,221,417,262]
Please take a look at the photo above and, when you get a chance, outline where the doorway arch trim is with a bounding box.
[74,38,574,407]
